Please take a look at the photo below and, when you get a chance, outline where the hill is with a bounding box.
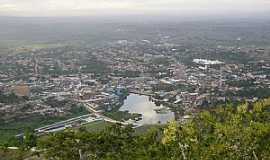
[1,97,270,160]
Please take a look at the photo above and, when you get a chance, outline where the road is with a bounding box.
[31,97,140,135]
[83,103,130,126]
[35,114,92,133]
[129,90,154,96]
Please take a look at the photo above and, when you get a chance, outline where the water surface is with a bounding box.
[120,94,175,124]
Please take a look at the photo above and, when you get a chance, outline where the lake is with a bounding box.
[119,94,175,124]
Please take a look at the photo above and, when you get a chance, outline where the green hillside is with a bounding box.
[2,97,270,160]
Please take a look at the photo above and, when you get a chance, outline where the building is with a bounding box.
[12,84,30,97]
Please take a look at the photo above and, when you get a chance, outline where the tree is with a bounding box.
[23,129,37,149]
[37,97,270,160]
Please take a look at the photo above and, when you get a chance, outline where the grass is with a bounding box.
[0,116,71,145]
[0,106,89,145]
[82,120,113,132]
[104,111,141,122]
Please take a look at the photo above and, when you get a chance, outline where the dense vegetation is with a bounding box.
[0,92,27,104]
[2,97,270,160]
[225,87,270,99]
[0,101,89,145]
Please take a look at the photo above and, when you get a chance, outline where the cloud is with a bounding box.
[0,3,18,11]
[0,0,269,16]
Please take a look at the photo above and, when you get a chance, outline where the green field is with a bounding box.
[0,106,89,145]
[82,120,113,132]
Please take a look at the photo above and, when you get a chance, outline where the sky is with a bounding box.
[0,0,270,17]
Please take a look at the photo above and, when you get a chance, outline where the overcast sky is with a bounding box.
[0,0,270,17]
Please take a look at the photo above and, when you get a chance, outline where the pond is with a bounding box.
[119,94,175,124]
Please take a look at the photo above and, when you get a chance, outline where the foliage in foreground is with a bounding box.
[13,98,270,159]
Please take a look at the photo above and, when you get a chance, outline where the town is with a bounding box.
[0,38,269,137]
